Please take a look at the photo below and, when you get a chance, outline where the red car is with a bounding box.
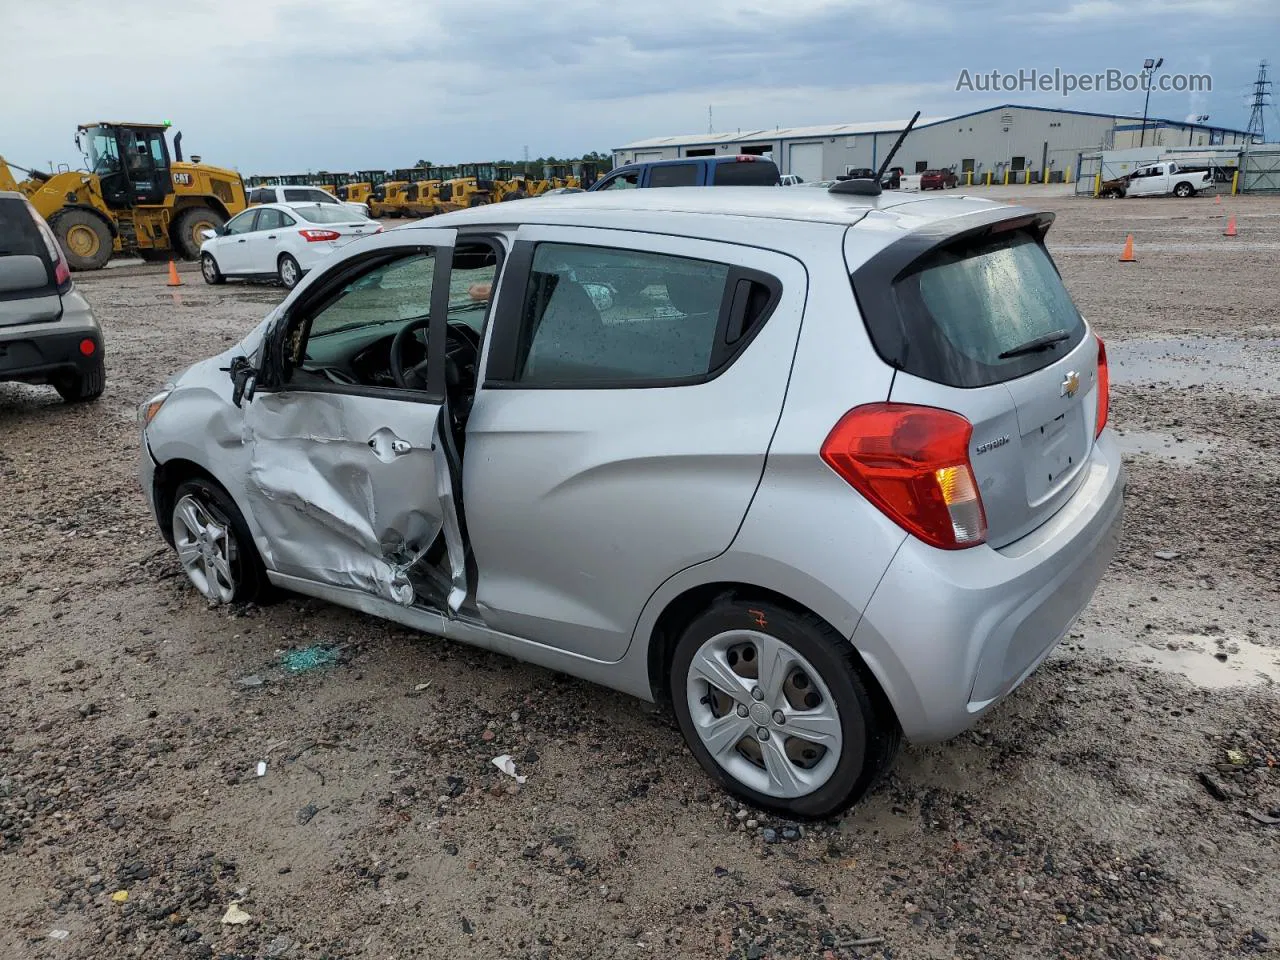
[920,169,959,190]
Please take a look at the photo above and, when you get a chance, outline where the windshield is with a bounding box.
[294,204,367,224]
[81,126,120,175]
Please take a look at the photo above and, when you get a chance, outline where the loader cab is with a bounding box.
[79,123,172,210]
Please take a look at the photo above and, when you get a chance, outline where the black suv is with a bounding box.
[1,191,104,401]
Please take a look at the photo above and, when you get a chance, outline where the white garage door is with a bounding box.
[635,151,665,162]
[788,142,824,183]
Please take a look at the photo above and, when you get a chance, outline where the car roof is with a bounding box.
[0,190,24,201]
[410,187,1024,232]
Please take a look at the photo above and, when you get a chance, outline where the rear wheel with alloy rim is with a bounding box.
[278,254,301,289]
[170,478,267,605]
[670,598,900,818]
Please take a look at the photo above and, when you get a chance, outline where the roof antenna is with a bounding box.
[830,110,921,197]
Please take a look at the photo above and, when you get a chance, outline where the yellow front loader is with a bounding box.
[1,122,246,270]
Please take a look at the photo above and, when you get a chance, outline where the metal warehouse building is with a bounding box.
[614,103,1254,184]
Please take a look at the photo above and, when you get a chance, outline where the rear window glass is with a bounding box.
[294,204,364,224]
[0,200,44,259]
[713,160,780,186]
[862,231,1085,388]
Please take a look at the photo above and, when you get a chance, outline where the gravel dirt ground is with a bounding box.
[2,192,1278,960]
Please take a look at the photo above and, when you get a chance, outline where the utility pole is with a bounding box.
[1140,56,1164,148]
[1246,60,1271,143]
[708,105,713,135]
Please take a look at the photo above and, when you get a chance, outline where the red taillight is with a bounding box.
[299,229,341,242]
[735,155,758,162]
[821,403,988,550]
[1095,334,1110,437]
[79,338,96,357]
[54,258,71,286]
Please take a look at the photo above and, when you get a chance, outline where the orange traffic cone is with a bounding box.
[1119,234,1137,262]
[166,260,183,286]
[1223,215,1237,237]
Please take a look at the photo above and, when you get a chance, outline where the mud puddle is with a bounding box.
[1077,628,1280,689]
[1113,429,1218,463]
[1107,336,1280,393]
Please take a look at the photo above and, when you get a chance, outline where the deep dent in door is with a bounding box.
[242,391,444,605]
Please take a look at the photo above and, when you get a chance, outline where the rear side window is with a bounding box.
[713,160,780,186]
[283,188,311,202]
[860,230,1085,387]
[648,163,699,187]
[510,243,776,386]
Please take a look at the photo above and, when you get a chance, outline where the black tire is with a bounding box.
[670,598,901,819]
[277,253,301,289]
[53,354,105,403]
[172,207,227,260]
[170,477,269,605]
[51,209,113,271]
[468,196,489,208]
[201,252,225,285]
[1173,181,1195,198]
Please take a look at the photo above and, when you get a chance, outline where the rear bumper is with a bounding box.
[852,431,1125,742]
[0,324,102,385]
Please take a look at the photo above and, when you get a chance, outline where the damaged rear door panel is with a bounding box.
[242,229,468,608]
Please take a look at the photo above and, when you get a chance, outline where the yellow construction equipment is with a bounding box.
[371,180,411,218]
[402,180,443,217]
[1,122,246,270]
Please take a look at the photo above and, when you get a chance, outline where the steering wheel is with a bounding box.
[390,318,482,392]
[390,317,432,389]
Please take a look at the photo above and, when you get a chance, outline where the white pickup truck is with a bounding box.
[1123,161,1215,198]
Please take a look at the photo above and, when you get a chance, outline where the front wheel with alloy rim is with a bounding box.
[170,478,267,605]
[1173,181,1195,198]
[200,253,224,284]
[278,254,301,289]
[670,599,900,818]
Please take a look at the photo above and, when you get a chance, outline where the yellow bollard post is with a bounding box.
[986,170,992,186]
[1231,170,1239,196]
[1065,166,1072,184]
[1004,169,1010,186]
[1094,172,1101,197]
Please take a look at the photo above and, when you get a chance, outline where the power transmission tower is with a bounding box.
[1246,60,1271,142]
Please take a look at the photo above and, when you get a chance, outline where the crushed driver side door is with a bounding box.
[240,228,469,609]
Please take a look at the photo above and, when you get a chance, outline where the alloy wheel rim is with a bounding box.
[281,259,297,285]
[173,494,238,603]
[202,256,216,281]
[686,629,842,798]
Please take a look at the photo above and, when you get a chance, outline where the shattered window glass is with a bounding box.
[308,254,435,342]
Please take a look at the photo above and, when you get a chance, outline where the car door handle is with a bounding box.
[367,429,413,462]
[268,235,277,239]
[237,238,246,243]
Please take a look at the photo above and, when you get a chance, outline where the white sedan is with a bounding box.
[199,203,380,289]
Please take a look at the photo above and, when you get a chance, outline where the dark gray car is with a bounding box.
[0,191,104,401]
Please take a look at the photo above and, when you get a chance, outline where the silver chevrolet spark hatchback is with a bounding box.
[138,187,1123,818]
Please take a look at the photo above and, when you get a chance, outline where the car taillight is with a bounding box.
[1095,334,1110,437]
[821,403,987,550]
[735,155,758,162]
[299,229,341,242]
[27,200,72,287]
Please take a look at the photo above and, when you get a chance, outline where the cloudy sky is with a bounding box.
[3,0,1276,175]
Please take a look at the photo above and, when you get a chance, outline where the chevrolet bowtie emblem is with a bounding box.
[1061,371,1080,397]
